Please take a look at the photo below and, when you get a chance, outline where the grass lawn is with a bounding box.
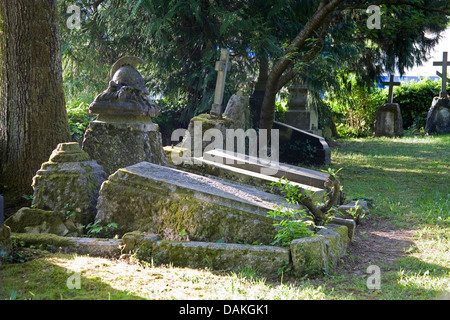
[1,134,449,300]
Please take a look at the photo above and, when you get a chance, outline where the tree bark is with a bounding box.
[249,54,269,128]
[0,0,71,195]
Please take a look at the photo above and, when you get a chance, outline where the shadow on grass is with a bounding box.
[382,255,450,300]
[0,253,145,300]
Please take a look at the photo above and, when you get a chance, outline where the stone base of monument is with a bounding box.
[82,120,167,176]
[425,97,450,135]
[5,142,106,236]
[374,103,403,137]
[7,223,353,276]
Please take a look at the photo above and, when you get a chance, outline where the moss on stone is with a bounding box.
[5,207,81,236]
[11,232,74,248]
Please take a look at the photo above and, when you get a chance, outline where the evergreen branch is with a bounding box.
[276,16,332,91]
[339,0,450,16]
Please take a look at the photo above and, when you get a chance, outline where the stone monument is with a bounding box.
[223,91,251,131]
[375,74,403,137]
[82,56,167,175]
[284,82,320,135]
[425,51,450,135]
[210,48,231,118]
[4,143,106,236]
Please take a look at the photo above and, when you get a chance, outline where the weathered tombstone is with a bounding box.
[82,56,167,175]
[284,82,320,135]
[223,91,251,130]
[5,142,106,236]
[425,52,450,135]
[210,48,231,118]
[285,83,310,130]
[375,75,403,137]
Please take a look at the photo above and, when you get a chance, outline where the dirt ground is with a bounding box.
[335,216,416,276]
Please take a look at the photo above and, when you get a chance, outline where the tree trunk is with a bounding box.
[0,0,71,195]
[249,55,269,128]
[258,0,343,131]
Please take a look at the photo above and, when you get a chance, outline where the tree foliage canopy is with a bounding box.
[58,0,450,128]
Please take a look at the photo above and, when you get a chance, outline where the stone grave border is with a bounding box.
[9,217,354,277]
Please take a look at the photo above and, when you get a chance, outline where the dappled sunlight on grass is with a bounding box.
[1,253,332,300]
[2,135,449,300]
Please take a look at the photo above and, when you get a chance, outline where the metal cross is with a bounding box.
[210,48,231,118]
[381,74,401,103]
[433,51,449,98]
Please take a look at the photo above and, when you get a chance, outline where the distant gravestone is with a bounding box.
[433,51,449,99]
[210,48,231,118]
[82,56,167,175]
[223,91,250,130]
[375,75,403,137]
[375,103,403,137]
[425,52,450,135]
[284,83,321,135]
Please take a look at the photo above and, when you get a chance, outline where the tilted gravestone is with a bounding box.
[425,52,450,135]
[375,75,403,137]
[82,56,167,175]
[95,161,300,244]
[273,121,331,166]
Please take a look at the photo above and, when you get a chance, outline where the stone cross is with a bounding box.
[0,195,4,225]
[433,51,449,98]
[381,74,401,103]
[210,48,231,118]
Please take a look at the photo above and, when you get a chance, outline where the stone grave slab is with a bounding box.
[95,162,301,244]
[202,149,329,189]
[180,154,325,199]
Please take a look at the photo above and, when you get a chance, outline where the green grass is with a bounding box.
[328,135,449,227]
[1,134,449,300]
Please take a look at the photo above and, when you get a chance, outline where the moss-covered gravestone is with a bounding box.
[82,56,167,175]
[5,142,106,236]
